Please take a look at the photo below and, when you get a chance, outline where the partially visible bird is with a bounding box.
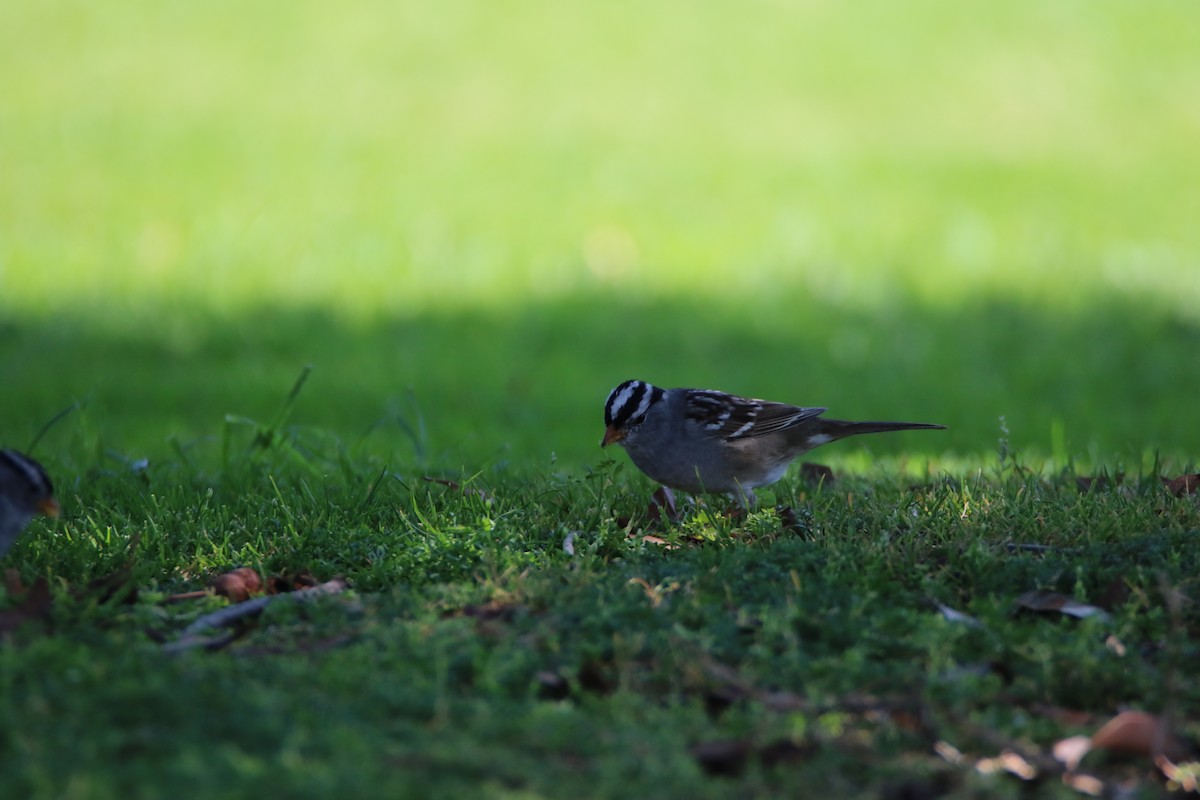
[601,379,945,505]
[0,449,59,557]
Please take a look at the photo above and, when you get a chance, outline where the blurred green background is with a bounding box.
[2,0,1198,470]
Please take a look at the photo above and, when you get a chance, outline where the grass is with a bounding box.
[4,439,1199,798]
[2,0,1200,797]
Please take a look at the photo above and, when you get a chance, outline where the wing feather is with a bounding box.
[684,391,825,440]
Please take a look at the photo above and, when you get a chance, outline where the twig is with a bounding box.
[162,630,243,654]
[164,579,349,653]
[162,590,210,604]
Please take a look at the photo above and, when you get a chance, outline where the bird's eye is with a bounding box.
[630,413,646,426]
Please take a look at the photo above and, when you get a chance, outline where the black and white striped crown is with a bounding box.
[604,380,665,429]
[0,449,55,499]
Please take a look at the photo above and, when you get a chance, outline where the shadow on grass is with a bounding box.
[2,289,1197,468]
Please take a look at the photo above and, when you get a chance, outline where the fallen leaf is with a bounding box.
[1165,474,1200,497]
[630,533,680,550]
[562,531,577,556]
[934,740,966,765]
[1052,735,1093,771]
[1089,710,1179,758]
[1156,755,1200,793]
[933,600,983,628]
[1014,590,1112,622]
[1062,773,1104,796]
[628,577,680,607]
[975,750,1037,780]
[212,567,263,602]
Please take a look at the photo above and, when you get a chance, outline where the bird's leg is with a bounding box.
[723,484,756,519]
[731,482,757,510]
[649,485,679,521]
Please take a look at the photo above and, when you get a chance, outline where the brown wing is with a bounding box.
[685,391,826,440]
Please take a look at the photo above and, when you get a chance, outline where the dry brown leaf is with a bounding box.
[1166,474,1200,497]
[934,740,966,765]
[1156,755,1200,793]
[1062,773,1104,796]
[1104,635,1127,657]
[630,533,680,550]
[975,750,1038,780]
[1014,590,1111,622]
[628,577,680,607]
[212,567,263,602]
[1089,710,1180,758]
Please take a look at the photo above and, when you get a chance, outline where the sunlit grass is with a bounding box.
[2,0,1197,316]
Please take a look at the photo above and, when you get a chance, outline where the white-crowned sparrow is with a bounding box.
[0,449,59,557]
[601,379,945,503]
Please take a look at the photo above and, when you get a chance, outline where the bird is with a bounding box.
[0,449,59,557]
[601,379,944,505]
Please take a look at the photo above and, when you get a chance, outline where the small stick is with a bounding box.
[164,579,349,653]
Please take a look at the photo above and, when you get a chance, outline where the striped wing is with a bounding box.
[684,391,826,440]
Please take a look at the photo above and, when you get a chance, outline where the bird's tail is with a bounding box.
[817,419,946,441]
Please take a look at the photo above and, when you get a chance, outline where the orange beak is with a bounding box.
[601,426,626,447]
[38,496,61,518]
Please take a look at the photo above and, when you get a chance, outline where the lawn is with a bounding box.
[1,1,1199,797]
